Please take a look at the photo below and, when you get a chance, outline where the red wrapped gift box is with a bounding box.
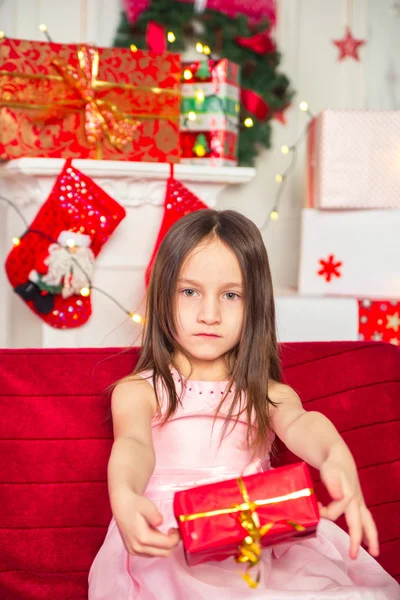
[174,462,319,571]
[0,37,181,162]
[358,299,400,345]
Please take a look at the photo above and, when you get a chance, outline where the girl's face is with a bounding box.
[173,238,245,370]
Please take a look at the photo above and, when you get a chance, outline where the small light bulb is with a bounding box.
[66,238,76,248]
[195,146,207,157]
[281,145,290,155]
[270,210,279,221]
[188,111,197,121]
[299,101,308,112]
[196,90,205,102]
[80,287,91,297]
[275,174,283,183]
[167,31,176,43]
[203,45,211,55]
[130,44,138,52]
[196,42,204,53]
[0,31,5,39]
[183,69,193,80]
[39,24,47,32]
[244,117,254,128]
[12,237,21,246]
[130,313,142,323]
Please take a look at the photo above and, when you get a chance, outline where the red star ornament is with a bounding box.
[333,26,366,61]
[317,255,342,282]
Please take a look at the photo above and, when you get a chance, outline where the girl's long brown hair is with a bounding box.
[127,209,281,455]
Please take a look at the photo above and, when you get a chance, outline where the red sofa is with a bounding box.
[1,341,399,599]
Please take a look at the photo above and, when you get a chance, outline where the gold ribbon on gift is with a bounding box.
[50,46,139,154]
[179,478,313,588]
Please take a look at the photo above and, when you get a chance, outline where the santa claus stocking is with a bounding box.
[145,166,209,286]
[5,159,126,329]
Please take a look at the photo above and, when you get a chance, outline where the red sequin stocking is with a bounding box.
[5,159,126,329]
[145,167,209,286]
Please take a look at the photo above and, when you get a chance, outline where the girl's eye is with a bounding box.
[224,292,240,301]
[181,289,240,300]
[182,288,199,297]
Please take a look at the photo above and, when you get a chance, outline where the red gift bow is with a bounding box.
[236,31,275,55]
[146,21,168,53]
[241,88,270,121]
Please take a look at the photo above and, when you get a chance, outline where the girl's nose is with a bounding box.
[198,298,221,324]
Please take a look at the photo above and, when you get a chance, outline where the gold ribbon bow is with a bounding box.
[51,46,139,153]
[179,477,313,588]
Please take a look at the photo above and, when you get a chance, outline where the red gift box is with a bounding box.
[174,462,319,575]
[358,299,400,345]
[0,37,181,162]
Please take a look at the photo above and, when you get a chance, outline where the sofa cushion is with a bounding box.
[0,341,399,599]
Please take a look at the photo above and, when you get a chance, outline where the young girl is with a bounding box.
[89,209,399,599]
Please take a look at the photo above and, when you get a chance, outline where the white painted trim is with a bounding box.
[0,159,255,185]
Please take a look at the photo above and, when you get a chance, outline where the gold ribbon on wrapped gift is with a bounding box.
[179,477,313,588]
[51,46,139,152]
[0,38,180,159]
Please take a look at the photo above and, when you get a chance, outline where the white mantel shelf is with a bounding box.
[0,158,255,210]
[0,158,255,184]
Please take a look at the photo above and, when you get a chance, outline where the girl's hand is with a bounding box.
[318,458,379,560]
[112,487,180,558]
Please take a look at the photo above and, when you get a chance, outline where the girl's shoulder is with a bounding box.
[268,381,301,406]
[112,370,158,418]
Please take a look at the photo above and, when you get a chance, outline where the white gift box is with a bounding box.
[306,109,400,209]
[298,209,400,298]
[275,290,359,342]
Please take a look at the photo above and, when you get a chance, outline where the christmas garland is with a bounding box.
[114,1,294,166]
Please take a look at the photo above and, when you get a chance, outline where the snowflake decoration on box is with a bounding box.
[386,312,400,332]
[317,255,343,282]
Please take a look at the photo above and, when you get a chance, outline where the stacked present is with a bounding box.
[295,109,400,345]
[0,37,181,162]
[180,58,240,166]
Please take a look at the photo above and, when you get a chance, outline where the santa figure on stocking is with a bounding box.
[15,229,95,315]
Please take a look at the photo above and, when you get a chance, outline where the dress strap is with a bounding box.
[135,369,155,388]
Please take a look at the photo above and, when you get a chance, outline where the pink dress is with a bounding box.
[88,367,399,599]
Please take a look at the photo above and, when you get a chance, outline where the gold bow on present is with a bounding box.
[179,477,313,588]
[51,46,139,152]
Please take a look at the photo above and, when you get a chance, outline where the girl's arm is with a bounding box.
[108,378,179,557]
[108,378,157,499]
[269,383,379,560]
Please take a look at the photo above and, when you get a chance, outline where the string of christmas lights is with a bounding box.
[261,101,314,230]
